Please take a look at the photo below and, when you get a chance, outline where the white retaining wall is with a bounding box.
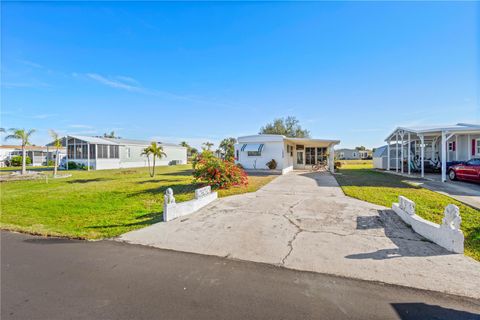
[163,186,217,222]
[392,196,464,253]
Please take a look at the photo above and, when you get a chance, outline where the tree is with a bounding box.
[141,142,167,177]
[49,129,62,176]
[180,141,192,156]
[219,137,237,161]
[190,147,199,156]
[202,142,214,151]
[355,146,366,151]
[259,116,310,138]
[5,128,36,175]
[103,131,120,138]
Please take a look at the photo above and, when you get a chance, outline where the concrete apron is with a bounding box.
[117,171,480,299]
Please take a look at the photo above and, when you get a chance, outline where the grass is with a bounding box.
[335,160,480,261]
[0,165,276,239]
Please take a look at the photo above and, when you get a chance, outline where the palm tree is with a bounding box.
[5,128,36,175]
[142,142,167,177]
[202,141,214,151]
[219,137,237,161]
[180,141,192,156]
[49,129,62,177]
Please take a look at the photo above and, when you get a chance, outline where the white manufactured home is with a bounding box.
[234,134,340,174]
[49,135,187,170]
[384,123,480,182]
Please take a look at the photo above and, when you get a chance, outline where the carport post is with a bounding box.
[441,131,446,182]
[419,135,424,178]
[87,143,90,171]
[407,132,411,175]
[387,140,390,171]
[396,132,399,172]
[328,145,335,173]
[400,132,404,174]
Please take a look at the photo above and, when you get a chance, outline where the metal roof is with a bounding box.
[385,123,480,141]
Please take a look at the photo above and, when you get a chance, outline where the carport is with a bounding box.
[385,123,480,182]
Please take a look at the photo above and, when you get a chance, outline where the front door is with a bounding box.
[295,150,304,169]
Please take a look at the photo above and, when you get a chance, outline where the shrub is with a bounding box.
[47,160,55,166]
[10,155,32,167]
[266,159,277,170]
[193,151,248,189]
[334,161,342,169]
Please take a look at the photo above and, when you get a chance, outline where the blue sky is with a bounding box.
[1,1,478,149]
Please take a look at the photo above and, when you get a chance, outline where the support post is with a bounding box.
[87,143,90,171]
[441,131,446,182]
[407,132,411,175]
[419,135,425,178]
[65,136,69,170]
[396,132,399,172]
[455,135,458,161]
[328,145,335,173]
[387,140,390,171]
[468,134,471,160]
[400,132,404,174]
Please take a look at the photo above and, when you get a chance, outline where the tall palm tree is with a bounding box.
[49,129,62,177]
[202,141,214,151]
[5,128,36,175]
[142,142,167,177]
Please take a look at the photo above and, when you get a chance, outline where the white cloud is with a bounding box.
[86,73,143,92]
[33,113,57,119]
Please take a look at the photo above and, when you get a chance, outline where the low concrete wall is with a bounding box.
[392,196,464,253]
[163,186,217,222]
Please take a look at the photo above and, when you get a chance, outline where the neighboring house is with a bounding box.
[48,135,187,170]
[335,148,372,160]
[385,123,480,181]
[234,134,340,174]
[0,145,66,167]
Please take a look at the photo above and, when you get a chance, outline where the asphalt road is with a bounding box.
[2,231,479,320]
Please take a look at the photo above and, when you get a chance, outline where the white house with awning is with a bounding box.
[384,123,480,182]
[234,134,340,174]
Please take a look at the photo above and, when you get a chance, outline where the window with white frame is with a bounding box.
[126,148,131,158]
[477,139,480,155]
[247,151,261,157]
[448,141,456,151]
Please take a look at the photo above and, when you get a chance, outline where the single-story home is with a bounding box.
[48,135,187,170]
[0,145,66,167]
[335,148,372,160]
[384,123,480,182]
[234,134,340,174]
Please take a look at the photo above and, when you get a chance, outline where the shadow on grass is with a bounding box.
[128,182,202,197]
[345,210,452,260]
[334,169,418,188]
[160,169,193,176]
[67,178,111,184]
[136,179,185,184]
[86,211,164,229]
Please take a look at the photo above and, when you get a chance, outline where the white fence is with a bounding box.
[392,196,464,253]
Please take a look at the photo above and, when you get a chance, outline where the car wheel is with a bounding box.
[448,170,457,181]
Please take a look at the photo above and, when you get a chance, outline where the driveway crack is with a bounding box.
[280,200,304,265]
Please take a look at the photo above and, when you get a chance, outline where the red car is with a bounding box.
[448,158,480,182]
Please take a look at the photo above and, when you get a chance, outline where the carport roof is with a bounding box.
[385,123,480,141]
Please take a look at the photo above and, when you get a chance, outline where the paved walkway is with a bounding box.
[118,171,480,299]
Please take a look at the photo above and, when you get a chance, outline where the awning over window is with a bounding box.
[241,144,264,152]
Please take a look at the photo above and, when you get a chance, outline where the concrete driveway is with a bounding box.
[118,171,480,299]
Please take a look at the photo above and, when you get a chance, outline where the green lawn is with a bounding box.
[0,165,276,239]
[335,160,480,261]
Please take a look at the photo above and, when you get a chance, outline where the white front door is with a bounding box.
[295,150,305,169]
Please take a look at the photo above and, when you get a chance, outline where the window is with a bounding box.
[247,151,261,157]
[296,145,304,150]
[98,145,109,159]
[448,141,456,152]
[305,147,316,165]
[467,159,480,166]
[477,140,480,155]
[89,145,96,159]
[235,150,239,160]
[352,152,357,157]
[109,145,119,159]
[296,151,303,164]
[340,152,344,158]
[126,148,131,158]
[316,147,326,162]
